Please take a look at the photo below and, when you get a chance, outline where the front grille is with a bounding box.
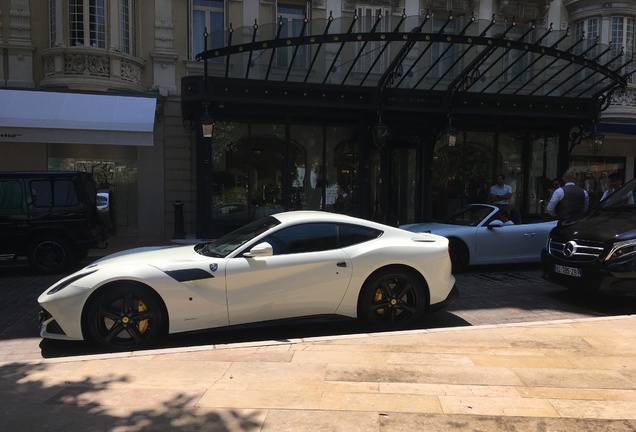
[549,237,605,262]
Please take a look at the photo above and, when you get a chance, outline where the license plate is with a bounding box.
[554,264,581,277]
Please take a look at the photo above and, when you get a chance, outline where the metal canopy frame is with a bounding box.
[192,12,633,122]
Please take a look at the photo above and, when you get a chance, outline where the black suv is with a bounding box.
[542,177,636,295]
[0,171,114,273]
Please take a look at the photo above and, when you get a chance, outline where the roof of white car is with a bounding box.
[272,210,363,224]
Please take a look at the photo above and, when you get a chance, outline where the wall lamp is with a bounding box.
[568,124,604,155]
[201,112,214,139]
[439,115,458,147]
[586,130,604,155]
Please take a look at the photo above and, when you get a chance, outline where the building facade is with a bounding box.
[0,0,634,243]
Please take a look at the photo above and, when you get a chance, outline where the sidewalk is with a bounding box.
[2,315,635,431]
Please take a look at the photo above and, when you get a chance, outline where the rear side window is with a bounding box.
[338,223,382,247]
[0,180,24,210]
[30,180,79,207]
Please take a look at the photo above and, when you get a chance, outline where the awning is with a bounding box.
[597,122,636,136]
[0,90,156,146]
[185,13,632,125]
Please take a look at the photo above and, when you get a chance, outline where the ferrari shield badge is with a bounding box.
[209,263,218,272]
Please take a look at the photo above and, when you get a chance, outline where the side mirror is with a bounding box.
[243,242,274,258]
[488,220,504,229]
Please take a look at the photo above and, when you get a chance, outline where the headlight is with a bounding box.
[46,269,99,295]
[605,239,636,261]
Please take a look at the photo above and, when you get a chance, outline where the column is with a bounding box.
[150,0,178,96]
[7,0,35,88]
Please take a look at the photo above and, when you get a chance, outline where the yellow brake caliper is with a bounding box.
[374,289,384,315]
[137,300,149,334]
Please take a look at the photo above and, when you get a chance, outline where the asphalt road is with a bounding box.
[1,258,635,359]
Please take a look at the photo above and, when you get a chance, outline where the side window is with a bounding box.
[30,181,54,207]
[29,180,79,208]
[53,180,80,206]
[265,223,338,255]
[0,180,24,210]
[338,224,382,248]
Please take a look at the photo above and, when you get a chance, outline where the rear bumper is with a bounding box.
[430,283,459,311]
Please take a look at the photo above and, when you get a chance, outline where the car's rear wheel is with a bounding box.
[27,236,73,273]
[85,283,166,351]
[357,268,427,329]
[448,238,469,273]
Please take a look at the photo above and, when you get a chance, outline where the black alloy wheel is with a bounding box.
[86,284,166,350]
[358,269,427,329]
[27,236,73,273]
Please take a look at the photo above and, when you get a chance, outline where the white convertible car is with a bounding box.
[401,204,557,272]
[39,211,457,350]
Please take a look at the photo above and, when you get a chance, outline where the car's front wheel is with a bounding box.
[85,283,167,351]
[357,268,427,329]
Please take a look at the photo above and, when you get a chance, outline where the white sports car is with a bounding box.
[39,211,457,350]
[401,204,557,272]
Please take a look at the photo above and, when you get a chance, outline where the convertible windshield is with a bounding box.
[598,178,636,210]
[445,205,495,226]
[197,217,281,258]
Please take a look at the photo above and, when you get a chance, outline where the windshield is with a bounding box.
[196,216,281,258]
[598,178,636,210]
[444,205,495,226]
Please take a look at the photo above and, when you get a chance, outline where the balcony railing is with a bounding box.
[41,47,145,92]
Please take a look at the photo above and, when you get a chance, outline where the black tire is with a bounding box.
[448,238,469,273]
[85,284,167,351]
[357,268,427,330]
[27,236,73,273]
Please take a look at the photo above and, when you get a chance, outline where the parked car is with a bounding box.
[542,177,636,295]
[0,171,113,273]
[38,211,457,350]
[401,204,557,272]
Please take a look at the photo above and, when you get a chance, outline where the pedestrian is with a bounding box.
[546,170,589,220]
[489,174,513,216]
[601,173,635,205]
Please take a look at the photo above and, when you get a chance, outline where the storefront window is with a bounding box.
[496,133,524,214]
[527,135,559,214]
[48,144,137,235]
[327,127,359,214]
[432,131,494,218]
[569,156,626,207]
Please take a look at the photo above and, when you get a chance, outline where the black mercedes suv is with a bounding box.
[0,171,114,273]
[542,177,636,295]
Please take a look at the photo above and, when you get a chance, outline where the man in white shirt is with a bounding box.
[600,173,634,205]
[489,174,513,216]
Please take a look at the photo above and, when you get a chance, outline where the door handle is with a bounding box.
[337,261,347,267]
[524,233,536,237]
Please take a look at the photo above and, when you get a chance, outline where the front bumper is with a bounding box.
[38,308,82,341]
[541,250,636,296]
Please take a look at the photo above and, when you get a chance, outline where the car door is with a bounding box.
[473,221,545,264]
[224,223,353,326]
[0,179,28,255]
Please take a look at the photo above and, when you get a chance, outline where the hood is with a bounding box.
[91,244,206,269]
[552,209,636,243]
